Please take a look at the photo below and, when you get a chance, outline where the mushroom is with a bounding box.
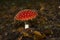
[14,9,38,29]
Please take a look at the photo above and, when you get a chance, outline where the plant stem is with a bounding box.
[24,22,29,29]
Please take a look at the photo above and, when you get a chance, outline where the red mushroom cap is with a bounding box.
[14,9,38,21]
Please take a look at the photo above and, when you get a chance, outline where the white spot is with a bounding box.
[25,24,29,29]
[58,6,60,8]
[27,14,29,16]
[25,14,26,16]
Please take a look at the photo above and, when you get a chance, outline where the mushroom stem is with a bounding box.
[25,22,29,29]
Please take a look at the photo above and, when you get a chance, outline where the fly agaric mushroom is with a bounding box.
[14,9,38,29]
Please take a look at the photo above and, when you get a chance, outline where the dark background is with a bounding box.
[0,0,60,40]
